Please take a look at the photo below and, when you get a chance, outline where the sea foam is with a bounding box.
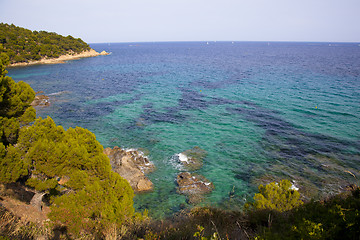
[177,153,189,164]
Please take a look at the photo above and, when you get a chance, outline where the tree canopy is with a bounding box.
[0,23,90,64]
[0,59,36,147]
[251,179,303,212]
[0,60,134,237]
[0,115,134,236]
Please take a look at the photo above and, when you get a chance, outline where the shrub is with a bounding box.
[251,179,303,212]
[253,186,360,240]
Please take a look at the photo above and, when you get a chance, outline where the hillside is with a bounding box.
[0,23,91,64]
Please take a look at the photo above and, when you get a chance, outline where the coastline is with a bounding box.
[8,49,109,67]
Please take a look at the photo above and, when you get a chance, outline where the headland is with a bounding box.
[9,49,109,67]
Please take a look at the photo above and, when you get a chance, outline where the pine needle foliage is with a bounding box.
[13,117,134,237]
[0,61,134,237]
[0,59,35,148]
[254,187,360,240]
[251,179,303,212]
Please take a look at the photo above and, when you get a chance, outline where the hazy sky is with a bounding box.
[1,0,359,43]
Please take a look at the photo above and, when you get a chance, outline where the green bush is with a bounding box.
[9,117,135,237]
[249,183,360,240]
[50,172,134,237]
[0,58,35,148]
[249,179,303,212]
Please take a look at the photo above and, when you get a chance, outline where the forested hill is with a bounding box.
[0,23,91,64]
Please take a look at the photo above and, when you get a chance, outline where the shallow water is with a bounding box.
[8,42,360,217]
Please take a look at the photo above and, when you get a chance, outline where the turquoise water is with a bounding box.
[8,42,360,217]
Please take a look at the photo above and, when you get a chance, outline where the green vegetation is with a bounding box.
[252,186,360,240]
[0,23,90,64]
[120,184,359,240]
[0,60,134,238]
[0,58,35,150]
[0,30,359,238]
[248,179,303,212]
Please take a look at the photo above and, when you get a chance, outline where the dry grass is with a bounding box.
[0,207,53,239]
[118,207,254,240]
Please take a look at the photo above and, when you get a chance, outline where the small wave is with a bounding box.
[291,180,299,191]
[48,91,70,96]
[324,109,358,118]
[169,154,185,170]
[125,148,138,152]
[124,148,148,160]
[177,153,189,163]
[275,181,299,191]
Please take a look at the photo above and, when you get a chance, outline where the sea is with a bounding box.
[7,42,360,218]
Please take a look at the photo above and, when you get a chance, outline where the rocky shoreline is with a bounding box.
[9,49,109,67]
[104,145,214,203]
[104,146,155,193]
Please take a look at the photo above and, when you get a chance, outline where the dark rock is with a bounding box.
[176,172,214,204]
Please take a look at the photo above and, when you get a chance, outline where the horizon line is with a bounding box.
[89,40,360,44]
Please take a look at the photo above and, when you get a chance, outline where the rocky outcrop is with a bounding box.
[100,50,110,56]
[31,93,50,107]
[31,91,71,107]
[176,146,207,171]
[30,192,46,212]
[104,146,155,193]
[176,172,214,204]
[174,146,214,204]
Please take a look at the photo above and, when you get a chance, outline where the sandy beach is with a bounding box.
[9,49,109,67]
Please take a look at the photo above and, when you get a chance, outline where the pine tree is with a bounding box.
[0,59,36,147]
[252,179,303,212]
[0,60,134,237]
[8,117,134,236]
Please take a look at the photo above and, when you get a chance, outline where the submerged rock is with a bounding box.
[176,172,214,204]
[104,146,155,193]
[176,146,207,171]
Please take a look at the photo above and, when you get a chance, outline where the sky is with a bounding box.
[0,0,359,43]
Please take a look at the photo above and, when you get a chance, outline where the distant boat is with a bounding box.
[206,42,209,45]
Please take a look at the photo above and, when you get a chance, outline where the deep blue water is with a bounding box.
[8,42,360,217]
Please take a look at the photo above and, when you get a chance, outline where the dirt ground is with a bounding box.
[0,183,50,225]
